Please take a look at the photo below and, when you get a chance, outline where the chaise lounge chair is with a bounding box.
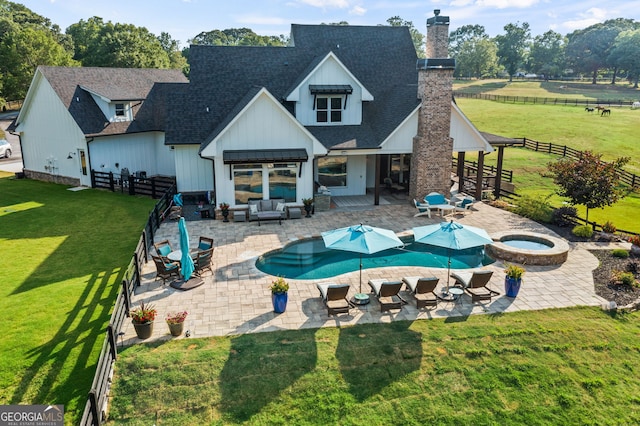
[450,270,498,302]
[368,279,406,312]
[316,283,354,316]
[402,276,439,309]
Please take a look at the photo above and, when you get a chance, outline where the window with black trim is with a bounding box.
[316,97,342,123]
[115,103,125,116]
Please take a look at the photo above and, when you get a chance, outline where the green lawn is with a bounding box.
[0,173,156,425]
[454,98,640,233]
[107,307,640,425]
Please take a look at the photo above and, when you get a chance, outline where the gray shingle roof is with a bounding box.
[39,66,188,137]
[167,24,420,151]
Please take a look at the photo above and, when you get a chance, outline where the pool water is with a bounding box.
[502,239,552,250]
[256,236,494,280]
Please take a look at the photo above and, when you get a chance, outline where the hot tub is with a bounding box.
[486,231,569,265]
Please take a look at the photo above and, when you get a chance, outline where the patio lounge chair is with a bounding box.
[198,236,214,250]
[413,199,432,218]
[368,279,406,312]
[453,195,476,215]
[316,283,354,316]
[151,255,180,284]
[154,239,173,257]
[402,276,439,309]
[424,192,454,217]
[193,248,214,276]
[450,270,498,302]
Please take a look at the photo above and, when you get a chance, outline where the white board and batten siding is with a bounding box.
[174,145,214,193]
[16,75,88,183]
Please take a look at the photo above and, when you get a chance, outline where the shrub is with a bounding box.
[552,206,578,227]
[512,194,554,223]
[269,276,289,293]
[602,221,617,234]
[612,271,638,287]
[628,235,640,246]
[612,249,629,259]
[572,225,594,238]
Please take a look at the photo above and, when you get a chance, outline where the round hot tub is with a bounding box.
[486,231,569,265]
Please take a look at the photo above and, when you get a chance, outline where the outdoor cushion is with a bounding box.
[276,202,286,212]
[249,204,258,214]
[259,200,272,211]
[158,245,171,256]
[425,193,447,205]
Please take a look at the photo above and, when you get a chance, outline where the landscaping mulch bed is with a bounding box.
[543,222,640,307]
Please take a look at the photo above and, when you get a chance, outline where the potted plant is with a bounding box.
[165,311,188,336]
[302,198,313,218]
[269,276,289,313]
[130,302,157,339]
[219,202,230,222]
[504,263,525,297]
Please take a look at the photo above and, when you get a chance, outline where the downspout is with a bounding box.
[8,127,25,173]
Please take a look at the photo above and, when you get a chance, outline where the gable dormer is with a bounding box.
[285,52,373,126]
[79,85,137,123]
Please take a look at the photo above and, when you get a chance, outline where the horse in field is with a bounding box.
[601,108,611,116]
[585,107,594,112]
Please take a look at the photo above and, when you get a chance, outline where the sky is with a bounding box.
[16,0,640,48]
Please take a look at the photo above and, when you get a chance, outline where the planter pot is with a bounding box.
[132,321,154,339]
[222,210,229,222]
[167,322,184,337]
[505,277,522,298]
[304,205,312,218]
[272,291,288,313]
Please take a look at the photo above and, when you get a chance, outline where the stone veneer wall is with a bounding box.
[425,21,449,58]
[24,169,81,186]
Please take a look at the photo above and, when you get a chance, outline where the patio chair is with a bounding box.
[151,255,180,284]
[453,195,476,215]
[402,276,439,309]
[450,270,498,302]
[413,199,432,218]
[193,248,214,276]
[198,236,214,250]
[424,192,450,206]
[154,239,173,257]
[316,283,354,316]
[368,279,406,312]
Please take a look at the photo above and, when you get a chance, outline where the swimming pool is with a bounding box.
[255,236,494,280]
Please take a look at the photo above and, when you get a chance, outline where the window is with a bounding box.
[269,163,297,202]
[115,103,125,116]
[233,164,263,204]
[318,156,347,187]
[316,97,342,123]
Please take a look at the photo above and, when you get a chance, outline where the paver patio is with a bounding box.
[121,200,618,345]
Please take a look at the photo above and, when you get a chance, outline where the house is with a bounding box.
[13,9,493,206]
[12,67,188,186]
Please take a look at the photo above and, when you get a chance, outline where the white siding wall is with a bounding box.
[294,57,363,126]
[18,77,87,181]
[378,110,418,154]
[89,132,175,176]
[208,93,316,206]
[174,145,214,193]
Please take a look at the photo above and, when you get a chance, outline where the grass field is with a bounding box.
[452,82,640,233]
[0,173,155,425]
[107,307,640,425]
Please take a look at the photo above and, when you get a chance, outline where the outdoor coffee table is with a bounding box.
[167,249,197,263]
[257,211,282,226]
[433,204,455,217]
[438,287,464,306]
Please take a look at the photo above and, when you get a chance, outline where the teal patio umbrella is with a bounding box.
[412,220,492,290]
[322,223,403,296]
[178,217,195,281]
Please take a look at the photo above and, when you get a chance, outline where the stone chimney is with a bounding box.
[409,9,456,200]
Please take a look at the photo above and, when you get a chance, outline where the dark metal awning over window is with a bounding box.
[223,149,308,164]
[309,84,353,94]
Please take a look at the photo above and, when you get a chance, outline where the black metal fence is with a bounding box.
[90,170,176,198]
[453,92,637,108]
[80,187,175,425]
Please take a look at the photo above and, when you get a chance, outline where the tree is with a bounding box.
[495,22,531,81]
[449,24,488,57]
[158,31,187,72]
[386,16,425,58]
[608,29,640,88]
[188,28,287,47]
[528,30,565,79]
[455,38,500,78]
[548,151,629,223]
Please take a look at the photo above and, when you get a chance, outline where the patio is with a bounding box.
[121,200,611,345]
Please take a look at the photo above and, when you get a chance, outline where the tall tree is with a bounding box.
[449,24,488,58]
[455,38,500,78]
[495,22,531,81]
[548,151,629,222]
[528,30,565,79]
[188,28,287,47]
[386,16,425,58]
[608,29,640,88]
[158,31,187,72]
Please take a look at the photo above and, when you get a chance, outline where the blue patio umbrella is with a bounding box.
[173,193,183,207]
[322,223,403,295]
[178,217,195,281]
[412,220,492,290]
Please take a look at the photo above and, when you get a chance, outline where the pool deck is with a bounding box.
[122,200,628,345]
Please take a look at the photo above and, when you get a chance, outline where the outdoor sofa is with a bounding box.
[247,198,289,222]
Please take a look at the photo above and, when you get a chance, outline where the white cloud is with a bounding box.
[349,5,366,16]
[561,7,609,32]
